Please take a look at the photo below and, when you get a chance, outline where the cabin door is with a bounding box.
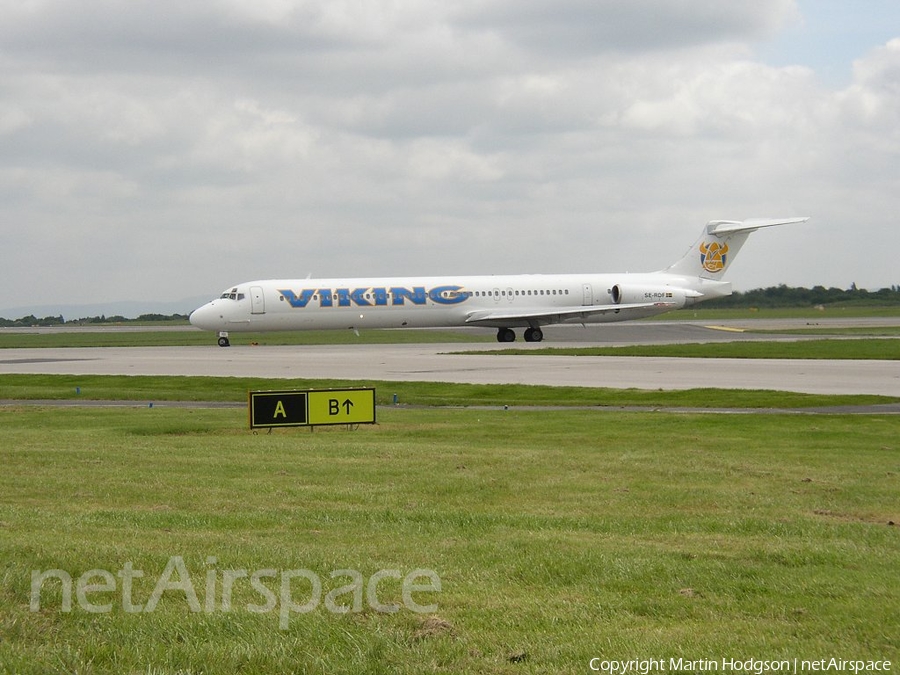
[250,286,266,314]
[582,283,593,306]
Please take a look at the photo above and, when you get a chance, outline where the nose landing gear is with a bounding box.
[217,332,230,347]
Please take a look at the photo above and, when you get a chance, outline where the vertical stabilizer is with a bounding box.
[664,217,809,279]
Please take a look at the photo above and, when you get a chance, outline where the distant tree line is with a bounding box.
[700,284,900,309]
[0,313,190,327]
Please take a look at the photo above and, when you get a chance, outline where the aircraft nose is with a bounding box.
[189,302,221,331]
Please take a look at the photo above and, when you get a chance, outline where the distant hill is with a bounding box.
[0,297,209,322]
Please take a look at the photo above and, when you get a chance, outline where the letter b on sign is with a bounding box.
[307,389,375,425]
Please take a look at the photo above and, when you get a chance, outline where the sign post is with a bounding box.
[249,388,376,430]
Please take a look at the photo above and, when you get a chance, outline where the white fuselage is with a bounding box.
[188,217,806,343]
[189,271,717,334]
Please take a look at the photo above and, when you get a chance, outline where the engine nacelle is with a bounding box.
[610,284,690,308]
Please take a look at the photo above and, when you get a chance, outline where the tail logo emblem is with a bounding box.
[699,241,728,273]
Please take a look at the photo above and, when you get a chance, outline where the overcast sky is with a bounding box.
[2,0,898,316]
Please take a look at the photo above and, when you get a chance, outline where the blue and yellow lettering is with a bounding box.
[390,286,427,305]
[428,285,467,305]
[281,285,470,309]
[350,288,372,306]
[279,289,315,308]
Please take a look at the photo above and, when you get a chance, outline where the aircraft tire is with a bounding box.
[497,328,516,342]
[217,337,230,347]
[524,328,543,342]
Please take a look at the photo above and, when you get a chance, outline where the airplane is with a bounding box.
[189,217,808,346]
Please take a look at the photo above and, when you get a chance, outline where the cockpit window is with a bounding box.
[219,288,244,301]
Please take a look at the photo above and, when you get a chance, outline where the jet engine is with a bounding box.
[610,284,691,308]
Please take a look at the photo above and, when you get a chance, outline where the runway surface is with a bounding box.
[1,338,898,397]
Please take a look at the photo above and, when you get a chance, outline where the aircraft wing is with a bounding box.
[465,302,670,326]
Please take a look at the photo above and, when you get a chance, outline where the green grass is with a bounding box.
[746,326,900,336]
[1,405,898,673]
[666,306,900,320]
[0,328,492,349]
[2,374,898,409]
[481,338,900,360]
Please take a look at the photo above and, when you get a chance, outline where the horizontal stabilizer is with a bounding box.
[706,217,809,235]
[665,216,809,279]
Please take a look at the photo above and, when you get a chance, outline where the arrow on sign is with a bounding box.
[328,398,357,415]
[313,390,375,425]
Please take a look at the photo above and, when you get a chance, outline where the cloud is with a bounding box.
[0,0,898,314]
[454,0,798,56]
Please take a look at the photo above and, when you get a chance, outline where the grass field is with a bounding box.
[663,307,900,321]
[2,316,898,673]
[2,373,898,409]
[481,338,900,360]
[1,395,898,673]
[0,328,494,349]
[745,326,900,337]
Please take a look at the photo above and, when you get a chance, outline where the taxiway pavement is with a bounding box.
[1,340,898,396]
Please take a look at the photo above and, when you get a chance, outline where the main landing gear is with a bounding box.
[496,327,544,343]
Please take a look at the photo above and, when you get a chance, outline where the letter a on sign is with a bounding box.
[249,391,309,428]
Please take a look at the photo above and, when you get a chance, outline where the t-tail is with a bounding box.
[664,217,809,280]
